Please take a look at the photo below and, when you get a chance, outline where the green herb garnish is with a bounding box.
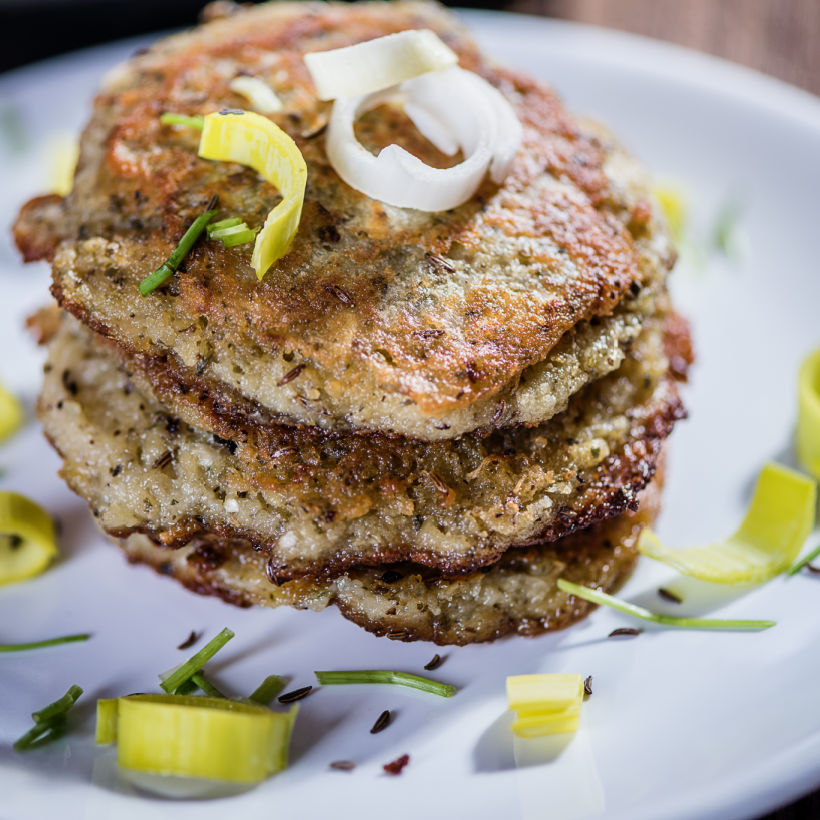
[14,685,83,751]
[191,671,226,699]
[0,633,91,653]
[207,218,259,248]
[160,112,205,130]
[314,670,456,698]
[787,543,820,576]
[138,202,218,296]
[249,675,286,705]
[557,579,775,630]
[206,217,243,234]
[713,199,743,258]
[159,627,234,694]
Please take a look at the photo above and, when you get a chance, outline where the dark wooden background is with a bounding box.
[2,1,818,817]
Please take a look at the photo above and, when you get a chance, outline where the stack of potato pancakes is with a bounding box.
[14,1,690,645]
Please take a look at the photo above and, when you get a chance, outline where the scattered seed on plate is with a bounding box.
[608,627,642,638]
[177,630,200,650]
[329,760,356,771]
[657,587,683,604]
[278,685,313,703]
[383,753,410,775]
[370,709,392,734]
[423,654,443,671]
[583,675,593,696]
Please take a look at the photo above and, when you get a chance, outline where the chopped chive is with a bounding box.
[249,675,286,705]
[206,217,243,234]
[713,199,742,257]
[191,671,226,699]
[14,685,83,751]
[14,719,64,751]
[787,543,820,576]
[160,112,205,130]
[557,579,775,630]
[0,633,91,653]
[314,670,456,698]
[139,204,218,296]
[159,627,234,694]
[220,228,259,247]
[32,684,83,723]
[210,224,250,239]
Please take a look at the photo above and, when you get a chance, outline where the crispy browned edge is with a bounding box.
[63,376,684,579]
[36,310,689,580]
[116,473,662,645]
[18,0,669,424]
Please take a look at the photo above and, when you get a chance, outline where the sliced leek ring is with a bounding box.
[506,674,584,738]
[304,29,457,101]
[638,463,816,584]
[797,347,820,479]
[229,76,283,114]
[96,694,297,784]
[198,110,307,279]
[0,492,57,586]
[0,382,23,442]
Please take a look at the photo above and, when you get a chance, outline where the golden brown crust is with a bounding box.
[38,312,686,580]
[16,1,674,439]
[115,476,661,645]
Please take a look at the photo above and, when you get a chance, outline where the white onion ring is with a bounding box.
[325,67,522,212]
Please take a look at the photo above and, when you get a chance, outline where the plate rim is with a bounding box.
[2,9,820,820]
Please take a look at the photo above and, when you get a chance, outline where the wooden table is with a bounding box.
[504,2,819,818]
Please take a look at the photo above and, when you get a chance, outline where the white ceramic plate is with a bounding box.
[1,10,820,820]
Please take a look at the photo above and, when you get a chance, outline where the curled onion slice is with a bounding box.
[198,110,306,279]
[304,29,457,101]
[638,463,816,585]
[326,66,521,211]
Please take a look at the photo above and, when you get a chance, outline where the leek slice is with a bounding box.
[0,381,23,442]
[304,29,457,101]
[198,110,307,279]
[557,579,775,630]
[797,347,820,480]
[638,463,816,584]
[0,491,57,586]
[506,674,584,738]
[96,694,297,784]
[48,134,79,197]
[229,76,283,114]
[653,184,686,242]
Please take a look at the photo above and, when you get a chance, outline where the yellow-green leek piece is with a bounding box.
[638,463,816,584]
[0,491,58,586]
[0,381,23,442]
[506,674,583,738]
[198,110,307,279]
[96,694,297,783]
[797,347,820,480]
